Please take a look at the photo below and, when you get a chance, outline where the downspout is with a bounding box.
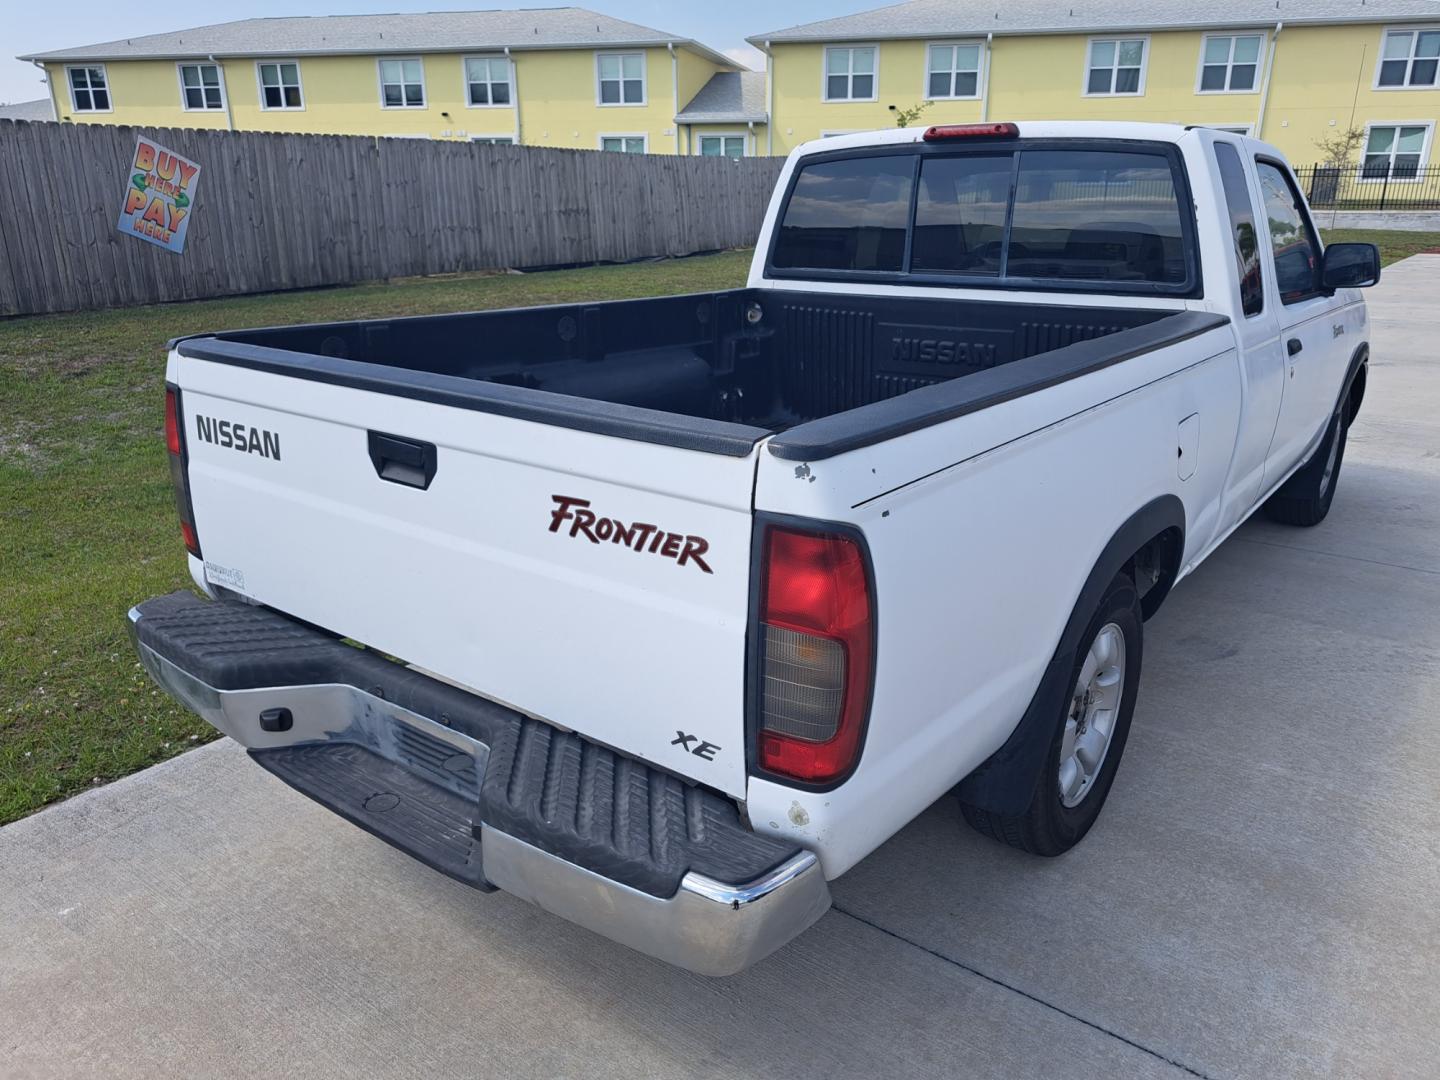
[748,119,756,156]
[979,32,994,122]
[1255,22,1282,140]
[505,46,520,144]
[30,60,59,122]
[209,55,234,131]
[670,43,679,155]
[765,41,774,155]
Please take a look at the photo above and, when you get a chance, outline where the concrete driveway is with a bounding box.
[4,257,1438,1080]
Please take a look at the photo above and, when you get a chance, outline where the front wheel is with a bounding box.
[1263,409,1348,527]
[960,574,1143,856]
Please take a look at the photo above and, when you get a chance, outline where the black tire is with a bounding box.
[1263,408,1348,527]
[960,574,1143,856]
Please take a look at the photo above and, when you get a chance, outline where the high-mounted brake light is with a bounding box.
[754,524,874,785]
[165,384,201,558]
[923,122,1019,141]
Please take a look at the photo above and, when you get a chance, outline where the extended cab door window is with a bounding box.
[1254,160,1321,303]
[1214,142,1264,316]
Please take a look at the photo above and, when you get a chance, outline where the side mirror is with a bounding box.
[1321,243,1381,291]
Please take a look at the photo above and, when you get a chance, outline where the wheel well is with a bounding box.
[1346,363,1367,426]
[1127,526,1184,620]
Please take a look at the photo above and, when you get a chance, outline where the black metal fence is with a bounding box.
[1295,163,1440,211]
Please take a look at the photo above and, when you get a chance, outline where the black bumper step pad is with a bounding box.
[252,742,491,890]
[134,591,803,897]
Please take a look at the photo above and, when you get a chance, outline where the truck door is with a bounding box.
[1211,140,1285,529]
[1253,158,1346,478]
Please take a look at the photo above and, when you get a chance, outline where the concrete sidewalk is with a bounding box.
[4,258,1439,1080]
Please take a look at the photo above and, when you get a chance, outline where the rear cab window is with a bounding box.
[768,139,1200,296]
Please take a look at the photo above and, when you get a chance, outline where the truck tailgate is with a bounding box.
[173,352,760,797]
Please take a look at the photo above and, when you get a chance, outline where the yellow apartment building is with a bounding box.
[17,7,766,156]
[751,0,1440,175]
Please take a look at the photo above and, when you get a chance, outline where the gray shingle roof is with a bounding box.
[676,71,767,123]
[19,7,734,67]
[750,0,1440,44]
[0,99,55,121]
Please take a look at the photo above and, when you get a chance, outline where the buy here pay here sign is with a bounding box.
[117,137,201,254]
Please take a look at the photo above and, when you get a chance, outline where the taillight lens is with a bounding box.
[755,525,874,784]
[165,384,201,558]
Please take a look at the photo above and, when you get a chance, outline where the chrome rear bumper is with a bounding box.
[128,604,830,976]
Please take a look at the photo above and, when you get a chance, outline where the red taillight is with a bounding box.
[164,387,182,455]
[922,122,1019,141]
[755,525,874,784]
[165,383,201,558]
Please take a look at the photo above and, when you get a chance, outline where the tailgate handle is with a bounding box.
[367,431,437,490]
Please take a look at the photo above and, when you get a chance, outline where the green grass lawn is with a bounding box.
[1322,228,1440,266]
[0,229,1432,825]
[0,250,751,825]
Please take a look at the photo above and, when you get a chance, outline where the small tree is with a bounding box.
[1313,126,1366,169]
[891,101,932,128]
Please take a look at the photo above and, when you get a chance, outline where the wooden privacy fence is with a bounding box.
[0,119,787,317]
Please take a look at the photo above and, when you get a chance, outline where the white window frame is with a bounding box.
[1082,36,1149,97]
[462,55,513,109]
[469,134,515,145]
[822,45,879,103]
[176,62,226,113]
[378,57,427,109]
[1373,27,1440,90]
[923,40,983,101]
[1194,32,1266,95]
[256,60,304,111]
[65,64,112,114]
[595,51,646,107]
[1200,123,1254,136]
[1358,120,1434,182]
[696,131,747,158]
[598,133,648,153]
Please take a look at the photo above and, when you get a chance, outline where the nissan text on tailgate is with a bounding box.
[130,122,1379,974]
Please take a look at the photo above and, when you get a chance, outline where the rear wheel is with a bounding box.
[1263,408,1348,527]
[960,574,1143,856]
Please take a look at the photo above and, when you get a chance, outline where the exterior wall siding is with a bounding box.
[45,47,728,152]
[766,23,1440,166]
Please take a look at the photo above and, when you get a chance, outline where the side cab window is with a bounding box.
[1254,159,1322,304]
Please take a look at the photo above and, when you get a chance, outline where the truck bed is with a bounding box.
[176,290,1214,459]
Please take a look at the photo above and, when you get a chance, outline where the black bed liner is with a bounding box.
[175,289,1229,461]
[133,590,801,897]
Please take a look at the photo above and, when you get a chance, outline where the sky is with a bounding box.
[0,0,882,104]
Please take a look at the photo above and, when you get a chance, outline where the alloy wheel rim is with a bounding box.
[1058,622,1126,809]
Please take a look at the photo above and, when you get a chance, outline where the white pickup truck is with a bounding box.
[131,121,1379,975]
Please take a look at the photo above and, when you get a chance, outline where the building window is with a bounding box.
[1361,124,1431,179]
[1086,38,1146,95]
[379,58,426,108]
[178,63,224,111]
[1198,34,1263,92]
[258,62,303,110]
[470,135,514,145]
[926,43,981,99]
[1377,30,1440,88]
[66,65,110,112]
[824,46,877,101]
[597,53,645,105]
[698,134,745,158]
[600,135,646,153]
[465,57,512,107]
